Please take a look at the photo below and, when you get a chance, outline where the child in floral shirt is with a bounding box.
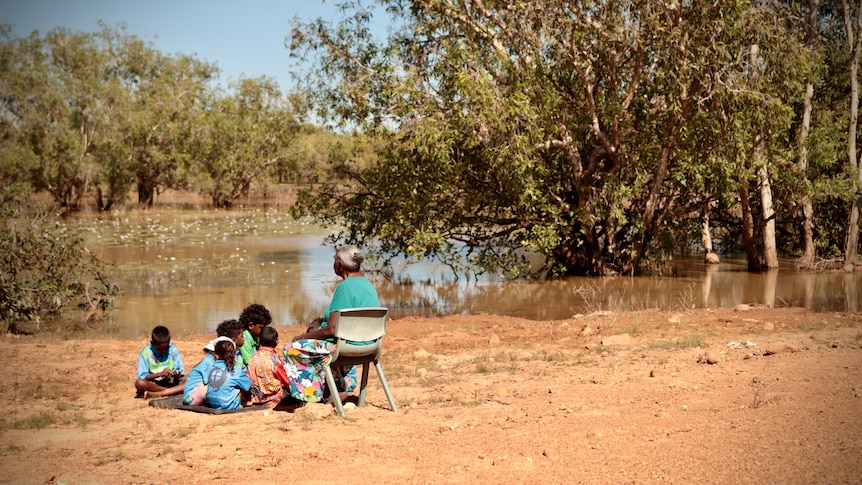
[246,326,290,404]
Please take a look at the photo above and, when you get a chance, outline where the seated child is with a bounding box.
[246,326,290,405]
[205,339,254,410]
[183,319,245,405]
[135,325,186,398]
[238,303,272,367]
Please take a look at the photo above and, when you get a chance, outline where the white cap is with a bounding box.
[205,336,236,352]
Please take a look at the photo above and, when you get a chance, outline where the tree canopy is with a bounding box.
[0,23,320,211]
[289,0,861,276]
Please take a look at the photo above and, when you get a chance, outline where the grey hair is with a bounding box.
[335,244,365,272]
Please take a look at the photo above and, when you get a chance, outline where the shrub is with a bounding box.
[0,203,119,333]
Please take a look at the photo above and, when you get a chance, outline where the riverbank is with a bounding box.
[1,307,860,484]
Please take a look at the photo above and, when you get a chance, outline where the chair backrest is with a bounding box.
[332,307,388,359]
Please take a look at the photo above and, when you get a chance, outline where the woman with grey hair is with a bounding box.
[286,245,380,402]
[292,244,379,341]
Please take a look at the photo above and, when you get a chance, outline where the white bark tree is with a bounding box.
[842,0,862,271]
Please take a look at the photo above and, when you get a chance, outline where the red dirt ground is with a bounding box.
[1,306,860,484]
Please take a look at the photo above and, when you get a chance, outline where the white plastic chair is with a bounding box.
[323,307,398,417]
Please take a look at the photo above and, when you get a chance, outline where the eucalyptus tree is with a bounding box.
[840,0,862,270]
[290,1,774,276]
[765,1,856,267]
[0,26,112,210]
[701,3,808,271]
[798,6,859,262]
[190,76,298,207]
[0,24,32,193]
[96,31,217,208]
[795,0,823,269]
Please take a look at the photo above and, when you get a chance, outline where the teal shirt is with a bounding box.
[320,276,380,329]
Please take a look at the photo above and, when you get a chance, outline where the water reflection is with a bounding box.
[62,210,861,338]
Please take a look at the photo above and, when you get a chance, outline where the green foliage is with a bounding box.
[287,0,862,276]
[0,202,119,333]
[189,76,299,207]
[0,22,308,211]
[289,1,757,275]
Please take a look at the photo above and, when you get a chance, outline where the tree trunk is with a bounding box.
[759,164,779,268]
[797,0,821,269]
[701,205,720,264]
[748,43,779,269]
[842,0,862,271]
[137,179,155,208]
[95,185,105,211]
[738,183,762,272]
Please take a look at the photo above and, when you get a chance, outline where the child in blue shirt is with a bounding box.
[183,319,245,405]
[135,325,185,398]
[205,338,254,410]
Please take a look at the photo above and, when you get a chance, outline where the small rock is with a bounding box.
[831,341,839,349]
[298,403,333,419]
[668,314,682,324]
[735,304,751,312]
[488,334,500,345]
[580,325,594,337]
[542,448,557,459]
[763,322,774,331]
[172,450,186,462]
[697,353,719,365]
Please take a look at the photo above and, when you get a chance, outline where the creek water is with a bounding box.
[64,208,860,338]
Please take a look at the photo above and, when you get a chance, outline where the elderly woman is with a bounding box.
[293,244,379,341]
[285,244,379,402]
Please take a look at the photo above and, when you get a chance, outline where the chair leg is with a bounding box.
[324,365,346,417]
[374,360,398,412]
[357,363,371,407]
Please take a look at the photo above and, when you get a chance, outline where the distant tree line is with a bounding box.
[288,0,862,276]
[0,22,355,210]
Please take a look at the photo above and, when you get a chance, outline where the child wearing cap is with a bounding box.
[205,338,254,410]
[183,319,244,405]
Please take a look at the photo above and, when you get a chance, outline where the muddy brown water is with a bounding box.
[62,208,860,338]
